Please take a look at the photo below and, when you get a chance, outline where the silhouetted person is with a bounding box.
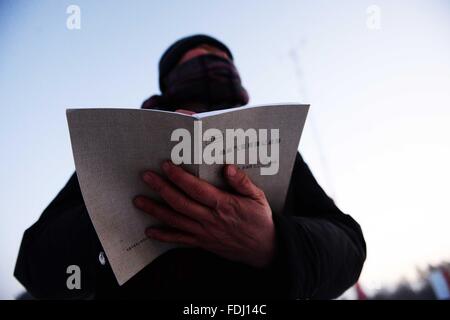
[15,35,366,299]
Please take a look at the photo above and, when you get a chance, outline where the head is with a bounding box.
[142,35,249,113]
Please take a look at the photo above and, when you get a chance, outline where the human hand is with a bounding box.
[133,161,276,268]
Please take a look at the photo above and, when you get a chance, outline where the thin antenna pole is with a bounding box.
[288,43,337,199]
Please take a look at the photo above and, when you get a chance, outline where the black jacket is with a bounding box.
[14,152,366,299]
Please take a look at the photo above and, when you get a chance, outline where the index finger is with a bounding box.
[161,160,225,209]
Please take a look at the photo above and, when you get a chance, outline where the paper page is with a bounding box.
[66,108,195,285]
[194,102,304,119]
[198,104,309,214]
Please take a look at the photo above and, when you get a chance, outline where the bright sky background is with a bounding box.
[1,0,449,299]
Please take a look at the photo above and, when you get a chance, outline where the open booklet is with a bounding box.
[66,103,309,285]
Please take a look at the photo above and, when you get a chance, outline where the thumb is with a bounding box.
[175,109,196,116]
[225,165,263,199]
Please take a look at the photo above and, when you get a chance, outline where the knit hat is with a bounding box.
[158,34,234,92]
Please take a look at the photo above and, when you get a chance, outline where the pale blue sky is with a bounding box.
[1,0,450,298]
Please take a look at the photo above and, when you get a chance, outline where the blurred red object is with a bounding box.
[355,282,367,300]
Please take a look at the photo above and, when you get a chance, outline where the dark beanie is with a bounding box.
[158,34,234,92]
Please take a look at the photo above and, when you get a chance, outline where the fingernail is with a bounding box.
[227,165,237,177]
[134,196,144,207]
[143,171,155,184]
[162,160,171,172]
[146,228,155,237]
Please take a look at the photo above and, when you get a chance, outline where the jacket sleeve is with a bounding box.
[270,153,366,299]
[14,173,107,299]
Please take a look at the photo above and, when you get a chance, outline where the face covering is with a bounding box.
[157,54,249,112]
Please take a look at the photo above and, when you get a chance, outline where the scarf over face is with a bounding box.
[141,54,249,112]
